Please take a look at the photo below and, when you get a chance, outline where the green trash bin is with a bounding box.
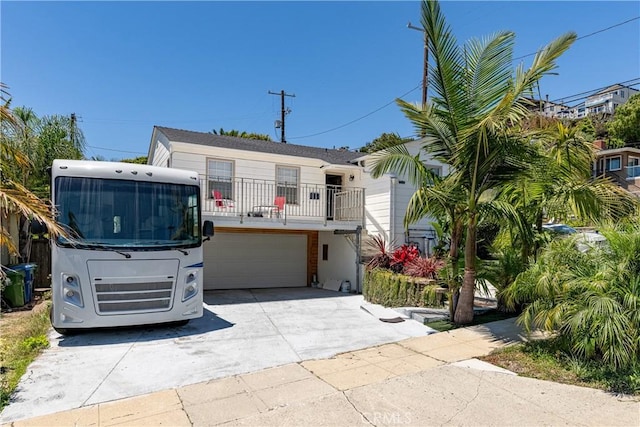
[3,271,25,307]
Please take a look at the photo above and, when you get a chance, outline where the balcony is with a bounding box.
[585,93,613,107]
[200,177,365,227]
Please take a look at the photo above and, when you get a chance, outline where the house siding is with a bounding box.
[361,139,446,253]
[151,132,171,167]
[170,143,330,186]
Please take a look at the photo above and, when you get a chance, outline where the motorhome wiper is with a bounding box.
[173,248,188,255]
[112,249,132,258]
[82,243,132,258]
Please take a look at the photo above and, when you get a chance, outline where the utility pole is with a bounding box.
[268,89,295,143]
[70,113,76,146]
[407,22,428,110]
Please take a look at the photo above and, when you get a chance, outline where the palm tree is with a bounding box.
[370,0,577,324]
[0,84,66,258]
[498,121,636,264]
[503,226,640,369]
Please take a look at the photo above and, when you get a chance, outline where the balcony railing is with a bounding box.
[585,93,613,107]
[200,177,364,225]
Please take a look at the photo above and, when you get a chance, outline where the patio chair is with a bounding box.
[250,196,286,218]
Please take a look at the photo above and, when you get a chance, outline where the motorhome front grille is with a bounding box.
[95,281,174,313]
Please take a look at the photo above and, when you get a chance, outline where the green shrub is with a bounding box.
[504,226,640,370]
[364,269,442,307]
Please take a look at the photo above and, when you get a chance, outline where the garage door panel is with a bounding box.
[204,232,307,290]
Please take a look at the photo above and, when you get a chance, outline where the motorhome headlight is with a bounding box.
[182,271,198,301]
[62,273,84,307]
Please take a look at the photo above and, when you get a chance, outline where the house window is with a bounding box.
[423,164,441,185]
[276,166,299,204]
[426,165,441,177]
[605,156,621,172]
[621,90,625,98]
[207,159,233,199]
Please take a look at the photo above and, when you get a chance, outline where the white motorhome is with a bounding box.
[49,159,213,334]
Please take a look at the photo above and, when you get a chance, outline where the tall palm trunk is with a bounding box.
[455,213,477,324]
[448,218,463,319]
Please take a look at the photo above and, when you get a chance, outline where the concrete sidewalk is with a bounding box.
[5,319,639,427]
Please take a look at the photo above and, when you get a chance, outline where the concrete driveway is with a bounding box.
[1,288,431,422]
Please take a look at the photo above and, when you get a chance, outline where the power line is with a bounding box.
[290,16,638,141]
[550,78,640,105]
[81,16,638,145]
[85,144,147,155]
[513,16,640,61]
[288,83,422,140]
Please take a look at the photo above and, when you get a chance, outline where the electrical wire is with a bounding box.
[288,83,422,140]
[550,78,640,105]
[82,16,639,148]
[288,16,639,140]
[85,144,148,155]
[513,16,640,61]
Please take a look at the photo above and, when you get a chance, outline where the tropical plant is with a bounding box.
[503,226,640,370]
[607,93,640,146]
[365,235,394,270]
[359,132,413,153]
[403,256,445,279]
[370,0,577,323]
[0,85,67,258]
[390,244,420,272]
[483,246,526,310]
[211,128,272,141]
[498,120,636,263]
[3,107,85,198]
[120,156,148,164]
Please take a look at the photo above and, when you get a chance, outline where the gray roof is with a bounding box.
[155,126,362,165]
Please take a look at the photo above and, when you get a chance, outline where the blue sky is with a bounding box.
[2,1,639,160]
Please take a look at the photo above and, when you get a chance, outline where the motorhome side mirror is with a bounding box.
[30,220,47,235]
[203,220,214,238]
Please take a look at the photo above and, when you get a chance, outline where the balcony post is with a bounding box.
[240,178,244,224]
[361,188,366,228]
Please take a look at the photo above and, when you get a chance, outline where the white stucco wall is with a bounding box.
[317,231,358,291]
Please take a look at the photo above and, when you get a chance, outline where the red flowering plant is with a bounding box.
[390,244,420,273]
[403,256,445,279]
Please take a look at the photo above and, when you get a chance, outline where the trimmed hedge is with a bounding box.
[363,268,444,307]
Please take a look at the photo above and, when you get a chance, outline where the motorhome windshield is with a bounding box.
[55,177,201,248]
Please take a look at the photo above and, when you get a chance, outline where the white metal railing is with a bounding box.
[200,177,364,224]
[585,93,613,107]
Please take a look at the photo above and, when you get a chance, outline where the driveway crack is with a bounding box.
[343,391,375,426]
[250,290,303,361]
[80,339,138,407]
[440,370,484,426]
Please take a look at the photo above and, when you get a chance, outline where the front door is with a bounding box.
[326,174,342,220]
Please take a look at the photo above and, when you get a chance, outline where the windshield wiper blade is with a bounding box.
[112,249,132,258]
[82,244,132,258]
[173,248,188,255]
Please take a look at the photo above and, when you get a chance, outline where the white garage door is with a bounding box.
[204,232,307,290]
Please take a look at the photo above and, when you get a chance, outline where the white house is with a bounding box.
[357,139,449,255]
[584,84,638,116]
[550,84,639,119]
[147,126,445,292]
